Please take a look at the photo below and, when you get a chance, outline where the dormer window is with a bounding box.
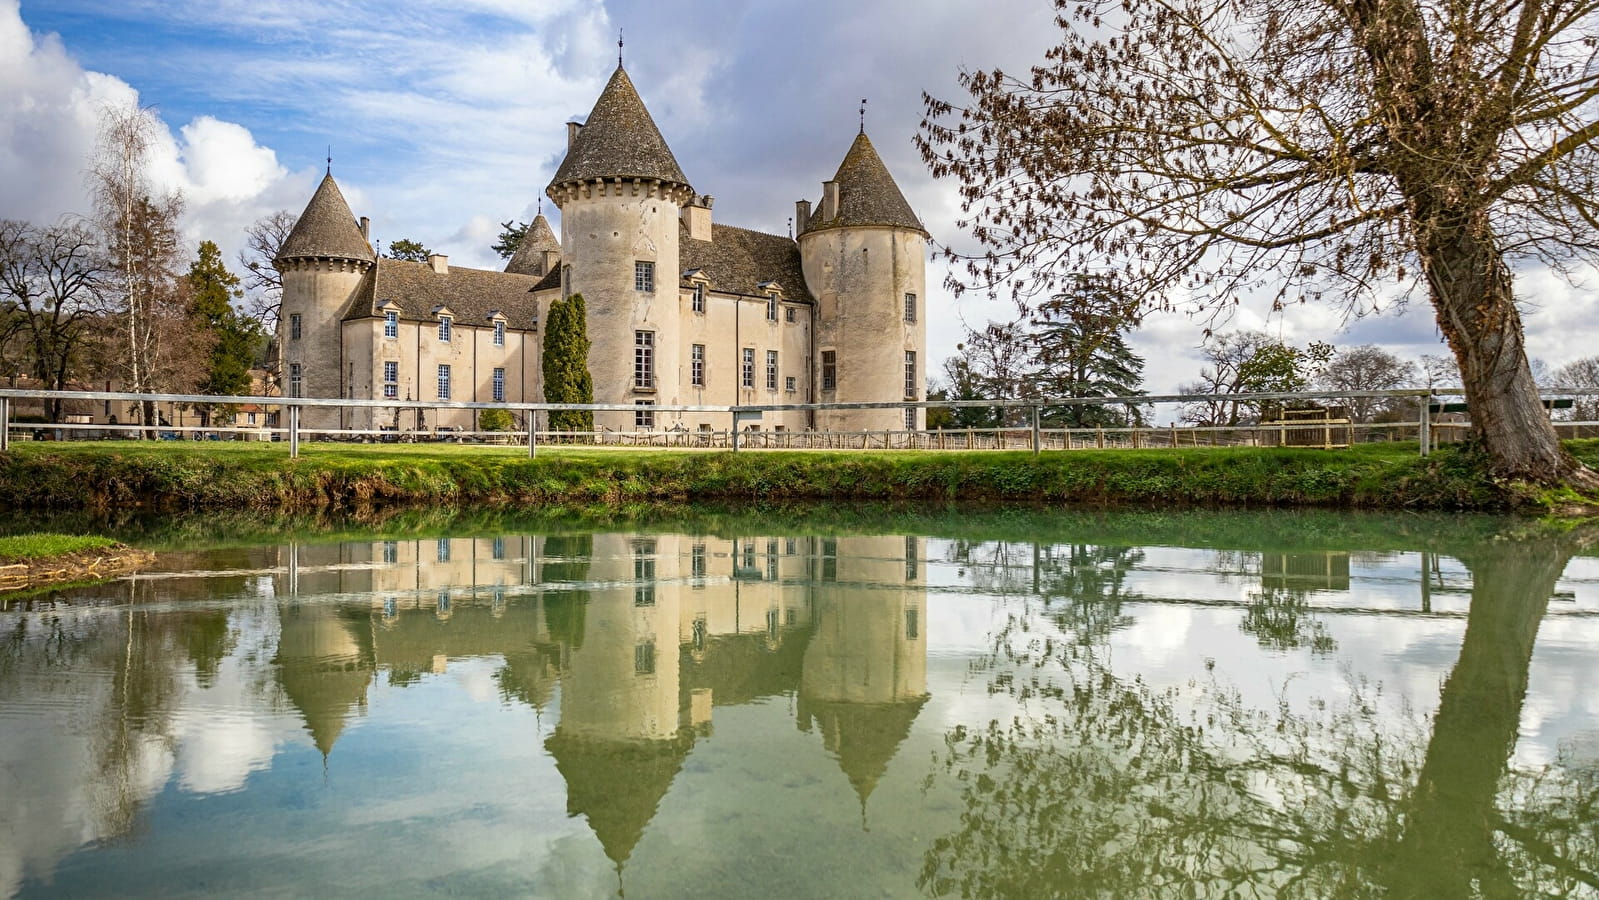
[692,283,705,314]
[384,310,398,338]
[766,293,778,321]
[438,315,452,342]
[493,319,505,346]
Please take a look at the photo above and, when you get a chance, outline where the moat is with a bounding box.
[2,508,1597,897]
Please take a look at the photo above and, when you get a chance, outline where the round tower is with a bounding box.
[797,131,929,434]
[547,66,696,433]
[275,172,375,433]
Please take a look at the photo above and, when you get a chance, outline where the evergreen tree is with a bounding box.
[542,293,593,432]
[492,220,528,260]
[1030,276,1146,427]
[385,238,430,262]
[187,240,264,424]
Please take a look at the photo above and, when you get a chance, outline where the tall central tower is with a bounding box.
[546,66,696,432]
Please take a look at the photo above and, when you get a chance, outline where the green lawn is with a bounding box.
[0,533,118,562]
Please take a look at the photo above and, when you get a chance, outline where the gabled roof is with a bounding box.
[679,222,815,304]
[342,258,543,327]
[505,215,561,276]
[548,66,692,191]
[800,132,926,236]
[277,173,376,264]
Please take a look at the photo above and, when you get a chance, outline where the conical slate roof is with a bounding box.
[801,696,927,810]
[548,67,691,191]
[504,214,560,276]
[277,173,375,264]
[801,132,925,235]
[545,732,693,866]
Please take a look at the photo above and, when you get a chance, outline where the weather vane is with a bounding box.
[326,146,332,175]
[859,99,867,134]
[618,29,624,67]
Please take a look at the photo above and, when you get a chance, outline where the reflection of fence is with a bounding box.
[5,385,1599,459]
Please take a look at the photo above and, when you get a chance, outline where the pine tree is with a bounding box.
[542,293,593,432]
[1029,276,1146,427]
[492,220,528,260]
[187,240,263,425]
[385,238,430,262]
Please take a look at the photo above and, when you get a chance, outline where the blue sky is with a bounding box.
[5,0,1598,395]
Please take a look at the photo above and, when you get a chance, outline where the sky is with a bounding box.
[5,0,1599,399]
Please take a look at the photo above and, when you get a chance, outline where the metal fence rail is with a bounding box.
[4,385,1598,458]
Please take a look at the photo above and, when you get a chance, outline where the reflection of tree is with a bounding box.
[1035,544,1142,644]
[1239,588,1336,654]
[921,531,1599,898]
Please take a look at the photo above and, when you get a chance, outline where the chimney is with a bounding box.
[428,253,449,274]
[541,249,560,275]
[683,194,713,242]
[794,200,811,234]
[358,216,370,239]
[821,181,840,221]
[566,121,583,150]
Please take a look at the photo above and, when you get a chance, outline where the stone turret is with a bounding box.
[504,214,561,277]
[798,132,928,433]
[276,173,375,430]
[547,66,696,431]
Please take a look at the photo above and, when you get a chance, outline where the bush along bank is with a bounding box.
[4,439,1589,513]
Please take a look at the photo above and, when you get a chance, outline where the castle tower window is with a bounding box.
[785,306,796,323]
[438,315,452,342]
[692,283,705,313]
[383,361,398,399]
[821,350,837,391]
[691,344,705,387]
[493,320,505,346]
[905,407,916,431]
[766,293,778,321]
[634,261,655,292]
[635,399,655,429]
[383,541,397,564]
[785,375,796,393]
[904,292,917,323]
[634,641,656,675]
[289,363,302,398]
[492,367,505,402]
[691,543,707,578]
[437,363,451,400]
[905,350,917,399]
[634,331,655,388]
[290,313,302,341]
[906,606,920,640]
[766,350,778,391]
[437,538,451,562]
[741,348,755,388]
[384,311,398,338]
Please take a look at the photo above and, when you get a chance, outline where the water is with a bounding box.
[2,508,1597,898]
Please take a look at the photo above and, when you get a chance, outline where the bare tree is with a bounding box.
[0,219,110,421]
[238,209,295,331]
[1179,332,1327,426]
[919,0,1599,487]
[1553,356,1599,420]
[1318,345,1417,422]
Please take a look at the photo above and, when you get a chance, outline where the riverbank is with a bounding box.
[0,533,154,595]
[6,439,1594,513]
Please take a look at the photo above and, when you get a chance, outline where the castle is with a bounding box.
[276,65,929,436]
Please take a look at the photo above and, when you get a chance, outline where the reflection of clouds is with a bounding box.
[173,711,279,795]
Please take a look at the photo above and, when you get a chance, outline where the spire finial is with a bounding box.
[618,28,624,67]
[326,146,332,175]
[859,98,867,134]
[537,197,543,216]
[787,216,793,239]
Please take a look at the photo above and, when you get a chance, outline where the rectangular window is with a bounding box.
[492,367,505,402]
[906,607,920,640]
[692,283,705,313]
[492,537,505,560]
[906,407,916,431]
[905,350,917,399]
[437,538,450,562]
[766,539,778,580]
[821,351,837,391]
[634,331,654,388]
[634,540,656,606]
[766,350,778,391]
[691,344,705,387]
[741,348,755,388]
[634,641,656,675]
[905,535,917,581]
[691,543,707,578]
[635,400,655,429]
[438,315,452,342]
[904,292,917,323]
[384,311,398,338]
[383,540,397,563]
[383,361,398,399]
[634,260,654,292]
[437,363,451,400]
[766,294,778,321]
[821,538,837,581]
[289,363,302,398]
[290,313,302,341]
[493,320,505,346]
[785,306,796,323]
[785,376,796,393]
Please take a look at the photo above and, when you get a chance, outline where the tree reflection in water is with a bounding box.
[921,532,1599,898]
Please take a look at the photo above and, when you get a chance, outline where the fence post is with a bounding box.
[527,410,537,459]
[1419,395,1432,457]
[1031,406,1041,456]
[0,397,8,453]
[288,405,301,459]
[731,412,740,453]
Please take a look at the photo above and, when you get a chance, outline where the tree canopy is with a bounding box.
[542,293,593,432]
[493,220,529,260]
[188,240,264,410]
[385,238,430,262]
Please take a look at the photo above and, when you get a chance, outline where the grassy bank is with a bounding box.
[6,438,1588,513]
[0,531,152,596]
[0,533,117,561]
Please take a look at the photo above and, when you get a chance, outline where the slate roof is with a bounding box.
[800,132,926,236]
[342,258,543,326]
[277,173,376,264]
[679,222,814,303]
[548,66,692,191]
[505,214,560,276]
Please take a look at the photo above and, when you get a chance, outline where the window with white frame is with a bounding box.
[904,350,917,399]
[821,350,837,391]
[492,367,505,402]
[437,363,451,400]
[691,343,705,387]
[383,361,398,399]
[785,306,796,323]
[634,331,654,388]
[289,363,302,398]
[290,313,302,340]
[766,350,778,391]
[635,399,655,429]
[691,283,705,313]
[634,261,654,292]
[384,310,398,338]
[785,375,796,393]
[741,348,754,388]
[493,320,505,346]
[766,293,778,321]
[905,407,916,430]
[904,292,917,323]
[438,315,452,342]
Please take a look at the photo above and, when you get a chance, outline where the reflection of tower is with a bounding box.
[799,536,929,820]
[273,602,375,758]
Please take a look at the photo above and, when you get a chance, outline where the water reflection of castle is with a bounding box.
[271,533,928,867]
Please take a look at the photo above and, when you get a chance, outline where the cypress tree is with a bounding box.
[542,293,593,432]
